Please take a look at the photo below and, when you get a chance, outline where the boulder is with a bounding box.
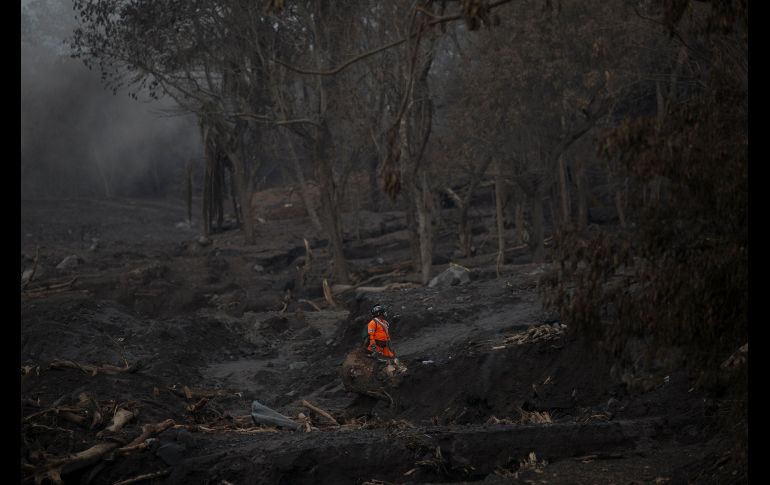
[428,264,471,288]
[56,255,82,270]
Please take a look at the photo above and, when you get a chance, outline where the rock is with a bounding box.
[156,442,186,466]
[56,255,81,270]
[176,429,194,446]
[198,235,212,246]
[251,400,301,430]
[21,268,34,285]
[428,264,471,288]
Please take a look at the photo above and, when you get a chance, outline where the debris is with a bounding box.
[301,399,340,426]
[112,469,171,485]
[517,407,552,424]
[519,451,547,472]
[322,279,336,307]
[496,324,566,348]
[168,385,236,400]
[97,408,136,437]
[250,400,301,431]
[340,348,403,403]
[485,416,515,425]
[49,359,141,376]
[186,398,209,413]
[298,299,322,311]
[22,277,78,295]
[721,343,748,369]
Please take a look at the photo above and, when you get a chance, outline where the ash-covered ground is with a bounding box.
[20,196,746,484]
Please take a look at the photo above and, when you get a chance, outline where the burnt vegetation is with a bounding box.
[21,0,747,483]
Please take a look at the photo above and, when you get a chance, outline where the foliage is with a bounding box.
[543,0,747,377]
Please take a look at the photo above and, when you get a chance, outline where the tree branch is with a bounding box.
[273,0,515,76]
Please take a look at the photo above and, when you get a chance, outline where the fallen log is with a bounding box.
[301,400,339,426]
[187,397,209,413]
[298,299,322,311]
[24,418,175,484]
[168,385,235,400]
[112,469,170,485]
[48,359,141,376]
[23,276,78,294]
[97,408,135,437]
[119,419,174,449]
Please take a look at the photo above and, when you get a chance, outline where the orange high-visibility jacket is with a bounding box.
[367,317,395,357]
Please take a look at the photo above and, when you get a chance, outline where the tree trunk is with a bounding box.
[615,186,627,228]
[405,181,422,271]
[417,171,433,285]
[316,122,349,284]
[185,159,193,226]
[531,182,545,264]
[283,129,323,232]
[459,203,471,258]
[575,156,588,230]
[227,150,255,244]
[514,201,527,246]
[494,159,506,277]
[214,157,224,231]
[229,166,241,227]
[558,154,571,228]
[202,158,212,237]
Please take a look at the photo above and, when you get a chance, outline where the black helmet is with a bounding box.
[371,304,386,318]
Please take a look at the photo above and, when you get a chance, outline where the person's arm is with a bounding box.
[367,320,377,351]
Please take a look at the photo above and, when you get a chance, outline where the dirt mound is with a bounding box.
[340,348,405,402]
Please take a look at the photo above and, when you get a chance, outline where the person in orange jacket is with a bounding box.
[367,304,396,359]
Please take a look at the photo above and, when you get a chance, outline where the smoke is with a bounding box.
[20,0,202,199]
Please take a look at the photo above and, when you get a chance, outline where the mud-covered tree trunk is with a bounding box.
[185,159,193,226]
[285,132,323,232]
[452,156,493,258]
[201,128,213,237]
[531,180,546,264]
[494,159,506,276]
[405,193,421,271]
[227,150,255,245]
[558,154,571,228]
[229,167,241,227]
[575,156,588,230]
[316,120,349,284]
[514,200,527,245]
[458,203,471,258]
[213,157,224,231]
[416,171,433,284]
